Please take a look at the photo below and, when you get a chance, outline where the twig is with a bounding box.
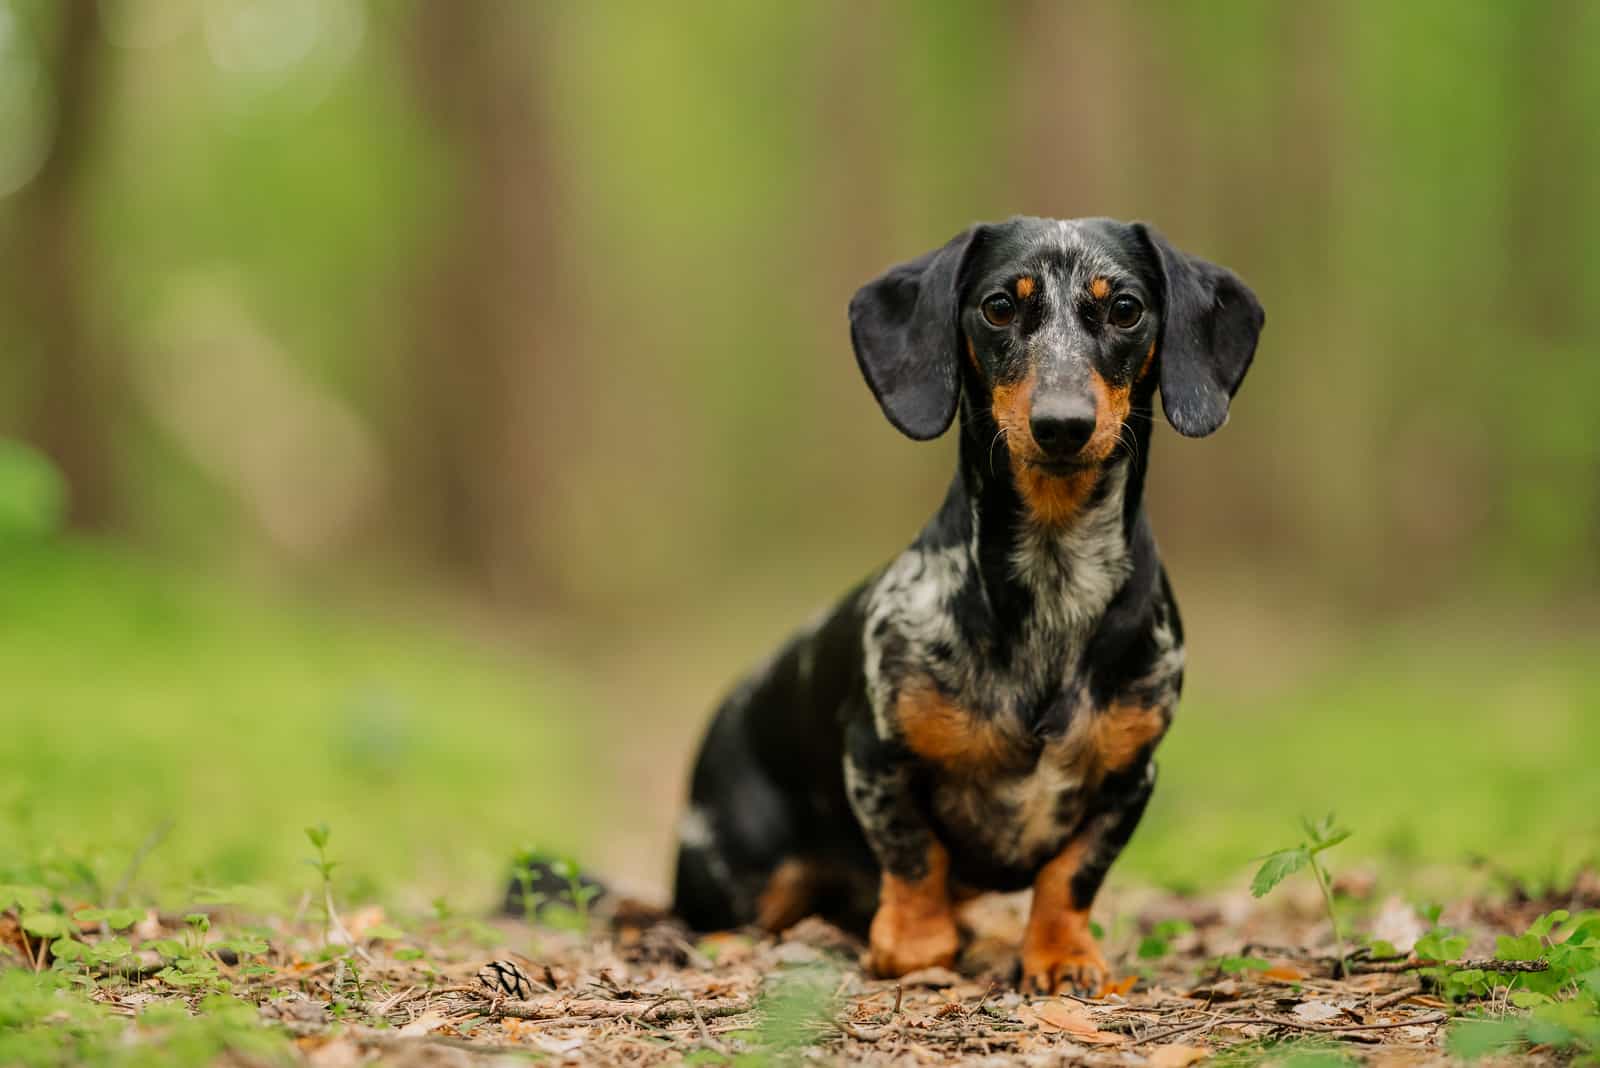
[1348,956,1549,974]
[667,990,724,1053]
[1370,985,1423,1011]
[476,994,754,1024]
[1139,1009,1447,1045]
[1227,1011,1448,1034]
[839,1017,1031,1046]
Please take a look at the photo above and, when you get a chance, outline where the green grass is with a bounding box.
[1127,625,1600,890]
[0,540,596,907]
[3,539,1597,912]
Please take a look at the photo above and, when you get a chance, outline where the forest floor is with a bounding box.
[6,869,1598,1067]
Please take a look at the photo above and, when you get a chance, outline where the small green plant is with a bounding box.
[1251,814,1351,972]
[507,849,602,932]
[754,961,841,1061]
[1137,918,1194,960]
[1210,954,1273,976]
[509,847,545,925]
[550,856,602,931]
[1444,909,1600,1060]
[304,822,354,949]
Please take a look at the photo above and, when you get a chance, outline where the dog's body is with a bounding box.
[671,217,1262,993]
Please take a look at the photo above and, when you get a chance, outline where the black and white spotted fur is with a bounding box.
[671,216,1262,950]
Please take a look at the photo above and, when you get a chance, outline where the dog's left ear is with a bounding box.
[1137,224,1265,438]
[848,227,982,440]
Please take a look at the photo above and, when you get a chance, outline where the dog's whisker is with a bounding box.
[989,426,1009,477]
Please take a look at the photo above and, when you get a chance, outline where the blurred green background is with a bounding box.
[1,0,1596,908]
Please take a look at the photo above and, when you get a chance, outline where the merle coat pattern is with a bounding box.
[671,216,1264,994]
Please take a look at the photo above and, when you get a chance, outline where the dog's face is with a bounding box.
[959,219,1164,476]
[848,216,1264,517]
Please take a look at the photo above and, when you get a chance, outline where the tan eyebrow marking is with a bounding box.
[1015,276,1036,299]
[1088,277,1111,300]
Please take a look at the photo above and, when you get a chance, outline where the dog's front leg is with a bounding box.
[1021,759,1157,995]
[843,722,958,977]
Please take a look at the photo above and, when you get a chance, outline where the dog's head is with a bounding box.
[849,217,1263,518]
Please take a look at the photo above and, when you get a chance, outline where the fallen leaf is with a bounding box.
[1370,896,1425,954]
[1263,963,1307,982]
[397,1011,446,1037]
[1148,1044,1211,1067]
[1102,974,1137,996]
[1022,1000,1122,1042]
[1291,1000,1342,1022]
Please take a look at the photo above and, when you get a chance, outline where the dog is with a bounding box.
[670,216,1263,994]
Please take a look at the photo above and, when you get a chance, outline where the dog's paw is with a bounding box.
[867,901,959,978]
[1020,938,1108,996]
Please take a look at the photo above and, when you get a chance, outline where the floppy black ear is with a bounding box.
[1138,224,1265,438]
[847,227,981,440]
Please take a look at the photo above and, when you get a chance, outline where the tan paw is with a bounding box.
[1020,944,1108,997]
[868,901,960,978]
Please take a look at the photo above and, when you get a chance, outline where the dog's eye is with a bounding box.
[1108,295,1144,329]
[980,294,1016,327]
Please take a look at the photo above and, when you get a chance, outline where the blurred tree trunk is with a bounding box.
[403,3,569,605]
[11,0,116,529]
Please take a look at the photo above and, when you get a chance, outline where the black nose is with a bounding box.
[1030,399,1097,457]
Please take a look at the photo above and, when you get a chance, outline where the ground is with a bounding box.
[2,543,1598,1065]
[5,871,1599,1066]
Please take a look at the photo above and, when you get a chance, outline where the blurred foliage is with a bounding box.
[0,0,1592,616]
[0,438,65,538]
[0,540,596,903]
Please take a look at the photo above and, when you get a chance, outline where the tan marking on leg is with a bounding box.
[1053,700,1169,794]
[1089,276,1111,300]
[1015,275,1036,299]
[756,859,818,932]
[869,840,959,977]
[897,683,1020,775]
[1021,837,1107,995]
[1092,703,1168,774]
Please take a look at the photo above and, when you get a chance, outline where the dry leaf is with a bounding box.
[1026,1000,1096,1035]
[1370,896,1425,954]
[1292,999,1343,1022]
[1102,974,1137,996]
[396,1011,446,1037]
[1263,963,1307,982]
[1021,1000,1122,1043]
[1148,1044,1211,1067]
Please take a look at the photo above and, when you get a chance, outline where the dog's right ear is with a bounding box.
[848,227,981,440]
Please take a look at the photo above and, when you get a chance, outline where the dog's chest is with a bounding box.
[863,468,1133,736]
[928,727,1097,873]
